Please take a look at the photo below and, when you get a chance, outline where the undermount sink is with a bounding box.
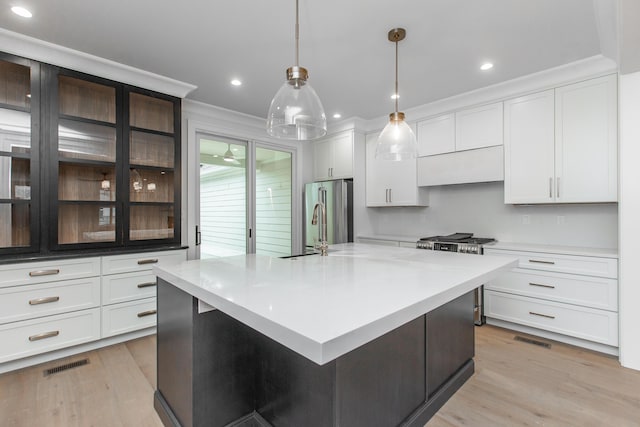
[280,252,320,259]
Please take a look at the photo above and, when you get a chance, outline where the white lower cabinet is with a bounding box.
[484,245,618,351]
[101,298,157,338]
[0,277,101,324]
[100,250,186,338]
[484,291,618,346]
[0,308,101,363]
[0,249,186,368]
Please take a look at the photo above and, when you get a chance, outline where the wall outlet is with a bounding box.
[522,215,531,225]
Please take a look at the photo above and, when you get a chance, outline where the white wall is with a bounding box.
[360,182,618,248]
[619,71,640,370]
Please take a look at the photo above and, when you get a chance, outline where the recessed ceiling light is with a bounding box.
[11,6,32,18]
[390,93,400,100]
[333,113,341,119]
[480,62,494,71]
[230,79,242,86]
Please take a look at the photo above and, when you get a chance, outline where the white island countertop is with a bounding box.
[153,243,518,365]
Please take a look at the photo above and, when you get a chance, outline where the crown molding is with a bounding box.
[0,28,196,98]
[366,55,618,133]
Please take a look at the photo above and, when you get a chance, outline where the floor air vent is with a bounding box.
[514,335,551,349]
[43,358,90,376]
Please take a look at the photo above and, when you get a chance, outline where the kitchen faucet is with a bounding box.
[311,201,328,256]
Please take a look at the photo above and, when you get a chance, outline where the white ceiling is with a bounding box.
[1,0,616,121]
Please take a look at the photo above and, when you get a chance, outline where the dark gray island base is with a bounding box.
[154,278,475,427]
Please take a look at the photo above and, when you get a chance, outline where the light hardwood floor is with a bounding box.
[1,326,639,426]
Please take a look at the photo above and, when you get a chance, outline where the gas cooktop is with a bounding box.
[416,233,495,253]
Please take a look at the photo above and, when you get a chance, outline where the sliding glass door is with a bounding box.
[195,133,293,258]
[254,146,292,257]
[198,136,247,258]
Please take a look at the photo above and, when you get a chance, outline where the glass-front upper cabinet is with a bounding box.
[0,54,39,255]
[54,72,119,248]
[51,70,181,250]
[127,91,180,244]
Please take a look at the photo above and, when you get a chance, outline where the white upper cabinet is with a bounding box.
[415,102,504,187]
[455,102,504,151]
[365,133,428,207]
[416,113,455,156]
[504,74,617,204]
[504,90,556,203]
[555,75,617,203]
[313,130,354,181]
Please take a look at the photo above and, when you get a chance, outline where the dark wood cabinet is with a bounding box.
[0,53,40,256]
[0,50,181,259]
[155,279,475,427]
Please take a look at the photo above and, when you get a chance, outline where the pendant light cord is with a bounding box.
[394,38,399,114]
[295,0,299,67]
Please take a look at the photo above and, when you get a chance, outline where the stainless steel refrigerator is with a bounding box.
[304,180,353,252]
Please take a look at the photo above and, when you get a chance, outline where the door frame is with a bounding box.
[186,119,301,260]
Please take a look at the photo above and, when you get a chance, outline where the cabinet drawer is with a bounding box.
[0,308,101,363]
[485,269,617,311]
[101,298,156,338]
[0,258,101,289]
[102,272,157,305]
[484,248,617,278]
[102,250,186,275]
[484,291,618,346]
[0,277,101,325]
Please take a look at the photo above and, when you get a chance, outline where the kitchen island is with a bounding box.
[152,243,517,427]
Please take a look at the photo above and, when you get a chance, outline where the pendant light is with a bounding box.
[375,28,417,161]
[266,0,327,140]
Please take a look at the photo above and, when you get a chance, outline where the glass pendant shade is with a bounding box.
[375,28,417,160]
[375,112,417,161]
[267,67,327,140]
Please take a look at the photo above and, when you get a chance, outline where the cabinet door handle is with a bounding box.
[29,330,60,341]
[556,177,560,198]
[549,177,553,198]
[29,296,60,305]
[137,282,157,288]
[529,282,555,289]
[389,188,392,203]
[529,311,555,319]
[528,259,555,265]
[385,189,388,203]
[29,269,60,277]
[137,309,157,318]
[137,259,158,265]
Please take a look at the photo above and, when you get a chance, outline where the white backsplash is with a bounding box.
[359,181,618,249]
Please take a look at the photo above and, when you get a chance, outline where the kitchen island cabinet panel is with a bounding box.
[155,276,475,427]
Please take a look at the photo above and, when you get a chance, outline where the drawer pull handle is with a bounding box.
[137,310,157,318]
[29,330,60,341]
[137,259,159,265]
[529,311,555,319]
[137,282,157,288]
[529,282,555,289]
[29,269,60,277]
[528,259,555,265]
[29,296,60,305]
